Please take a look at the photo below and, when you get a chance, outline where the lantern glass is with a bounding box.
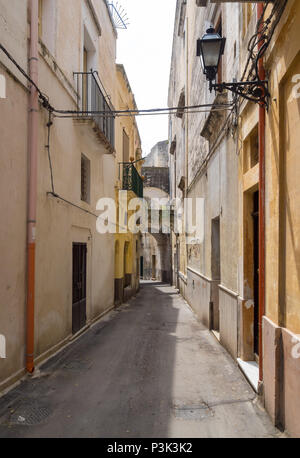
[198,28,226,80]
[201,38,223,68]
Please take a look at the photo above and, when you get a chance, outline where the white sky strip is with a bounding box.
[117,0,177,155]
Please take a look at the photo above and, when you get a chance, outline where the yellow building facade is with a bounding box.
[261,0,300,437]
[238,0,300,437]
[114,64,143,304]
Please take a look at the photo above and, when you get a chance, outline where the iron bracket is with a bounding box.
[209,79,269,109]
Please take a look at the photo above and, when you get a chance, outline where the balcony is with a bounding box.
[123,163,144,198]
[74,71,115,152]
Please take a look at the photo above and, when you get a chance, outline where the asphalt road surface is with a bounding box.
[0,281,282,438]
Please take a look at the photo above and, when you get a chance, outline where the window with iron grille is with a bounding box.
[81,154,91,203]
[123,129,130,163]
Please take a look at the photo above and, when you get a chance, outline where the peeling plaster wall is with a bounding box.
[169,0,240,357]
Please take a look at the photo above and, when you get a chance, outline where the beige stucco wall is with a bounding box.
[0,0,28,387]
[0,0,118,388]
[35,0,116,360]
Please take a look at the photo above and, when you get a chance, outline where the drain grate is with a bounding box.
[9,403,51,426]
[0,391,21,412]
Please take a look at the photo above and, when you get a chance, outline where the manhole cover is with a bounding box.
[9,403,51,426]
[62,360,92,371]
[173,402,214,421]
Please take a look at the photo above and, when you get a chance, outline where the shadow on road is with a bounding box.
[0,281,180,438]
[0,281,281,438]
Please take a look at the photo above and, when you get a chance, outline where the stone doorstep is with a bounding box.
[211,330,220,342]
[237,358,259,393]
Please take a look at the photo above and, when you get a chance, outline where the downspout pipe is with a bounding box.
[26,0,39,374]
[257,2,266,383]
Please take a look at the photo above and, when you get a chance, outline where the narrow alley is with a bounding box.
[0,283,281,438]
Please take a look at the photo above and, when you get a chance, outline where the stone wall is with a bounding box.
[141,141,171,284]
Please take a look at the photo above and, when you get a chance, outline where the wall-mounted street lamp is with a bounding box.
[197,27,269,106]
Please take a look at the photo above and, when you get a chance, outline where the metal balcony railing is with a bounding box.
[74,71,115,148]
[122,163,144,198]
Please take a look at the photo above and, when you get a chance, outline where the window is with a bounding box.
[249,125,259,168]
[81,154,91,203]
[176,90,185,119]
[123,129,130,163]
[243,125,259,173]
[169,118,173,144]
[215,16,223,84]
[38,0,43,38]
[83,27,96,72]
[81,28,96,112]
[83,47,88,111]
[37,0,56,55]
[243,3,254,37]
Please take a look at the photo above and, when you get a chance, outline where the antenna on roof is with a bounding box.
[108,2,130,30]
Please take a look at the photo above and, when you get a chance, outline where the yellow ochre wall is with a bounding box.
[264,0,300,331]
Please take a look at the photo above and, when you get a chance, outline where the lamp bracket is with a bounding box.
[209,79,269,108]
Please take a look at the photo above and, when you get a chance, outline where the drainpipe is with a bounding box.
[26,0,39,374]
[257,2,266,383]
[185,15,189,200]
[184,15,189,280]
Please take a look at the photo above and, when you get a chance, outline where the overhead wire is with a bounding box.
[0,4,286,230]
[241,0,288,83]
[0,41,235,228]
[53,105,234,119]
[0,42,233,117]
[1,0,288,119]
[0,43,53,111]
[53,102,233,116]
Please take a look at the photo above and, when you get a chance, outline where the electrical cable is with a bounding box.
[231,0,288,114]
[241,0,287,83]
[47,191,136,233]
[0,42,233,117]
[1,1,287,216]
[47,192,99,218]
[1,0,287,117]
[53,102,233,116]
[0,43,54,111]
[0,6,285,237]
[46,111,55,194]
[53,106,234,119]
[0,42,234,232]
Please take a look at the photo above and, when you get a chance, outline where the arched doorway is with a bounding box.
[114,240,122,305]
[124,242,131,288]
